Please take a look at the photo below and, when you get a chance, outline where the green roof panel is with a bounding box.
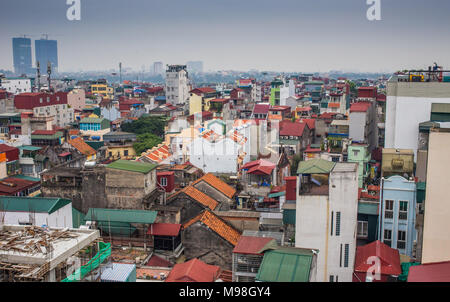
[0,196,71,214]
[256,247,314,282]
[297,158,336,174]
[84,208,157,224]
[106,159,158,174]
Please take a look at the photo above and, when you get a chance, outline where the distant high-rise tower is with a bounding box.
[35,37,58,74]
[186,61,204,73]
[12,37,33,75]
[152,61,164,76]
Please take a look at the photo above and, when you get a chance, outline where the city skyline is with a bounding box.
[1,0,450,73]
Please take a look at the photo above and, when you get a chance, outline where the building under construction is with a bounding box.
[0,225,105,282]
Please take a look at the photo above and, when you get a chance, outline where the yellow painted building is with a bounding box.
[107,145,136,160]
[91,84,114,99]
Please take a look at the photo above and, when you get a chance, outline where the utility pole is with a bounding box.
[36,61,41,92]
[47,61,52,92]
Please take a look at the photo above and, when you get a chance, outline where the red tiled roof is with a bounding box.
[279,120,307,137]
[408,261,450,282]
[253,104,270,115]
[145,254,173,267]
[68,137,96,157]
[233,236,275,255]
[0,144,18,153]
[169,186,219,210]
[147,223,181,237]
[183,210,241,246]
[296,106,312,112]
[319,112,338,119]
[354,240,401,276]
[350,101,372,113]
[192,173,236,199]
[0,177,40,195]
[299,118,315,130]
[165,258,221,282]
[190,87,216,95]
[240,159,276,176]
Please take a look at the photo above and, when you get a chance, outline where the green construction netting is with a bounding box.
[398,262,421,282]
[61,242,111,282]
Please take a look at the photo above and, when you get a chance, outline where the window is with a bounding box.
[331,211,334,236]
[335,212,341,236]
[160,177,167,187]
[353,149,360,156]
[344,244,349,267]
[384,229,392,247]
[397,231,406,250]
[357,221,369,238]
[40,98,43,103]
[124,150,129,156]
[339,244,342,267]
[399,201,408,220]
[385,200,394,219]
[329,275,334,282]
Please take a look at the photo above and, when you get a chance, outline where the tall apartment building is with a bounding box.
[165,65,189,105]
[35,38,58,73]
[295,160,358,282]
[12,37,33,75]
[14,92,74,127]
[385,76,450,159]
[152,61,164,76]
[349,100,378,152]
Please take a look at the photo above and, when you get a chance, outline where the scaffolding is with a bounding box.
[0,225,99,282]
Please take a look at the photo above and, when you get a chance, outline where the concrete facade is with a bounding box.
[295,163,358,282]
[385,80,450,159]
[422,130,450,264]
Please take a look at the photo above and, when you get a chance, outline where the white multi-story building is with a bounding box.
[0,77,32,95]
[165,65,189,105]
[295,160,358,282]
[385,76,450,159]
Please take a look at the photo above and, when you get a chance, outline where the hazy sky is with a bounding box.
[1,0,450,73]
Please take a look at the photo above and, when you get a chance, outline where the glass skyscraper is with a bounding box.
[12,37,33,75]
[35,38,58,73]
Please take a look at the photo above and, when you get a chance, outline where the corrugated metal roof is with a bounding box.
[106,159,158,174]
[354,240,401,275]
[256,247,314,282]
[408,261,450,282]
[297,158,336,174]
[101,263,136,282]
[233,236,277,255]
[84,208,157,224]
[0,196,71,214]
[147,223,181,236]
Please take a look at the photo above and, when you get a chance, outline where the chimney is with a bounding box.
[285,176,297,201]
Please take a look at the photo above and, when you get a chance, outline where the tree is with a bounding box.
[121,116,167,137]
[133,133,163,154]
[290,153,303,175]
